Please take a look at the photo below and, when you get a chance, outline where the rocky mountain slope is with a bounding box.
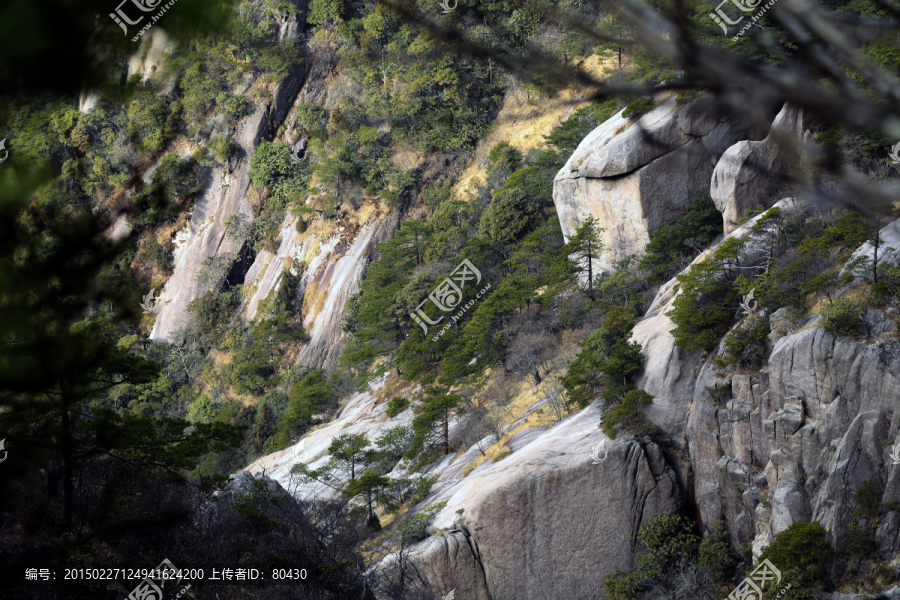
[245,96,900,599]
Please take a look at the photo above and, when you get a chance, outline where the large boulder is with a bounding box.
[711,103,816,233]
[374,401,683,600]
[553,94,754,272]
[373,531,492,600]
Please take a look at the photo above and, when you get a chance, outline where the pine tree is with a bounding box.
[567,216,605,301]
[328,433,372,481]
[342,469,389,529]
[251,401,276,451]
[407,387,462,458]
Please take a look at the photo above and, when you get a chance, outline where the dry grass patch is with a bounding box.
[451,54,614,200]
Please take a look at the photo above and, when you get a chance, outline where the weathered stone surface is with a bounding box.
[375,531,492,600]
[245,373,421,499]
[507,426,544,452]
[240,215,301,323]
[149,108,266,342]
[841,217,900,281]
[692,315,900,559]
[573,96,734,178]
[768,307,792,345]
[294,215,395,370]
[390,401,682,600]
[127,29,177,83]
[711,103,816,233]
[554,95,752,272]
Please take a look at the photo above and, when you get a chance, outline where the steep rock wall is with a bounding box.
[687,217,900,558]
[381,401,683,600]
[630,197,806,447]
[710,103,817,233]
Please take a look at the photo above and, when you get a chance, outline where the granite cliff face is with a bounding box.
[710,103,817,233]
[689,297,900,559]
[145,3,397,371]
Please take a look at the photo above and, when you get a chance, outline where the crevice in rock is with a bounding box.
[461,531,494,600]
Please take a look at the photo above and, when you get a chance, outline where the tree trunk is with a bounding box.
[443,411,450,456]
[61,404,74,528]
[587,241,594,301]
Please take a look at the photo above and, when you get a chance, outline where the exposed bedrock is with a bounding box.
[373,401,683,600]
[687,216,900,558]
[711,102,817,233]
[630,197,807,448]
[553,94,760,272]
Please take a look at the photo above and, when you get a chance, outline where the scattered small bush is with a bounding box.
[675,89,699,104]
[722,317,770,369]
[602,389,655,437]
[759,520,833,582]
[385,395,410,418]
[821,297,866,337]
[870,263,900,301]
[706,382,731,408]
[622,97,656,120]
[210,136,238,163]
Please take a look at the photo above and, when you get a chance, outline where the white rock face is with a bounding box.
[376,401,682,600]
[148,5,309,342]
[149,107,265,342]
[711,103,816,233]
[127,28,177,83]
[293,216,394,370]
[240,215,302,323]
[78,90,100,114]
[244,373,421,499]
[840,216,900,281]
[553,95,752,272]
